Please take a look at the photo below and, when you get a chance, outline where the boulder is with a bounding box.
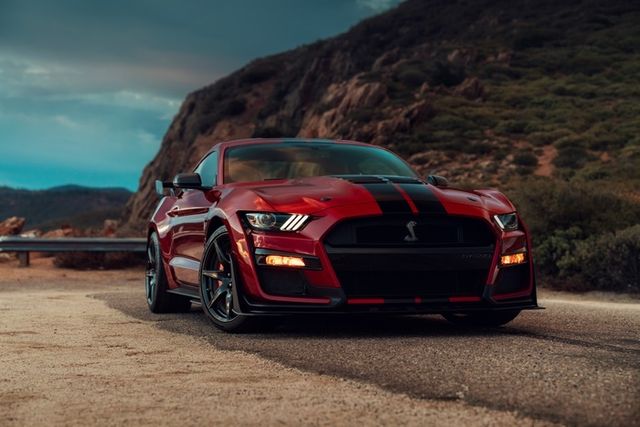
[0,217,26,236]
[103,219,119,237]
[42,226,77,238]
[20,229,42,238]
[454,77,485,101]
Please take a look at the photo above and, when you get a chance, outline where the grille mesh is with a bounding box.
[325,215,494,299]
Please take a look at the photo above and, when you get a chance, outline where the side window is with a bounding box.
[194,151,218,187]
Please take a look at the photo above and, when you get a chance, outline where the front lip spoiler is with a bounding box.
[237,295,541,316]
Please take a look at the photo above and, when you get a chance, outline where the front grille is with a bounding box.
[325,215,494,247]
[325,215,495,299]
[335,269,486,298]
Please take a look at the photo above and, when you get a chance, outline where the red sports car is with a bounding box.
[146,138,538,331]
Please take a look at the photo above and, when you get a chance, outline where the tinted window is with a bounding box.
[194,151,218,187]
[224,143,417,183]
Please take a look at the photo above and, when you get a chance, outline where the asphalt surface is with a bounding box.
[97,289,640,427]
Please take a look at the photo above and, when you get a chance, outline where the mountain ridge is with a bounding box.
[0,185,132,231]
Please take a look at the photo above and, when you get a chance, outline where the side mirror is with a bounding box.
[155,179,174,197]
[173,173,203,190]
[427,175,449,188]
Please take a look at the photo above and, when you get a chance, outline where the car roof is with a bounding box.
[206,138,373,156]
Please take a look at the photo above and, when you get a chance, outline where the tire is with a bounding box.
[442,309,521,327]
[145,232,191,313]
[199,226,252,332]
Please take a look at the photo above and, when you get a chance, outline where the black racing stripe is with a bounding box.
[361,183,413,214]
[386,176,422,184]
[398,183,446,214]
[333,175,385,184]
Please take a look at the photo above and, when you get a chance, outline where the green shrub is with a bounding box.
[54,252,145,270]
[429,114,475,132]
[426,62,466,87]
[493,149,508,161]
[563,51,608,76]
[587,134,626,150]
[534,226,583,276]
[527,129,572,146]
[509,178,640,285]
[513,152,538,167]
[465,142,492,154]
[252,126,284,138]
[240,62,278,85]
[512,28,561,50]
[496,120,528,134]
[479,64,522,80]
[553,146,589,169]
[558,225,640,293]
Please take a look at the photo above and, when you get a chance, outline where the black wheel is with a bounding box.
[442,309,521,327]
[199,226,250,332]
[146,232,191,313]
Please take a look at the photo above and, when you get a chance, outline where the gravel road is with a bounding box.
[1,260,638,426]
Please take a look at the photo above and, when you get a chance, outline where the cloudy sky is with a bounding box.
[0,0,400,190]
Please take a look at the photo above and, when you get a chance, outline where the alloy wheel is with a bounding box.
[145,243,157,305]
[201,232,236,323]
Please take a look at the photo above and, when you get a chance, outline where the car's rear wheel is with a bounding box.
[200,226,250,332]
[442,309,521,327]
[146,232,191,313]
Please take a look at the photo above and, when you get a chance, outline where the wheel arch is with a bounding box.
[147,224,158,241]
[206,215,226,241]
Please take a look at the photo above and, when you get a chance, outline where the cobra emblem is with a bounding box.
[404,220,418,242]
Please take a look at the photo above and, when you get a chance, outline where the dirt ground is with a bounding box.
[0,258,555,426]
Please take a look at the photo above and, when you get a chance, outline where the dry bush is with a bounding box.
[53,252,145,270]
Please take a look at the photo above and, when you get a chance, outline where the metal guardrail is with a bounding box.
[0,237,147,267]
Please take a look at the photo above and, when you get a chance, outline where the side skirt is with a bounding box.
[167,286,200,300]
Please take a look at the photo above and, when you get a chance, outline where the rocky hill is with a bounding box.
[0,185,132,231]
[123,0,640,236]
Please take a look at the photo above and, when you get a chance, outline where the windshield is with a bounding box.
[223,142,417,183]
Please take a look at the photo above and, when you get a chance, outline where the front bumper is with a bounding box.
[232,213,538,315]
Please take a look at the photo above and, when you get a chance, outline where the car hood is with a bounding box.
[233,176,515,215]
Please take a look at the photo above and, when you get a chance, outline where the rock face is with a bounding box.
[121,0,639,232]
[0,217,26,236]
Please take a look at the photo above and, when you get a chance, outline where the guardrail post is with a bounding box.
[18,251,30,268]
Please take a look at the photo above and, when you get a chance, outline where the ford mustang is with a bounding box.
[146,138,538,331]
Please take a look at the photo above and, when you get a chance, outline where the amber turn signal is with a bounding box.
[500,252,527,266]
[264,255,306,267]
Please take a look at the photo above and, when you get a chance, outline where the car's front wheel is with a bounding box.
[199,226,250,332]
[146,232,191,313]
[442,309,521,327]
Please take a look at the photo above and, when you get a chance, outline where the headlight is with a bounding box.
[244,212,310,231]
[494,213,518,231]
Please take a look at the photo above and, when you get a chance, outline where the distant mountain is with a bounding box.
[122,0,640,232]
[0,185,132,231]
